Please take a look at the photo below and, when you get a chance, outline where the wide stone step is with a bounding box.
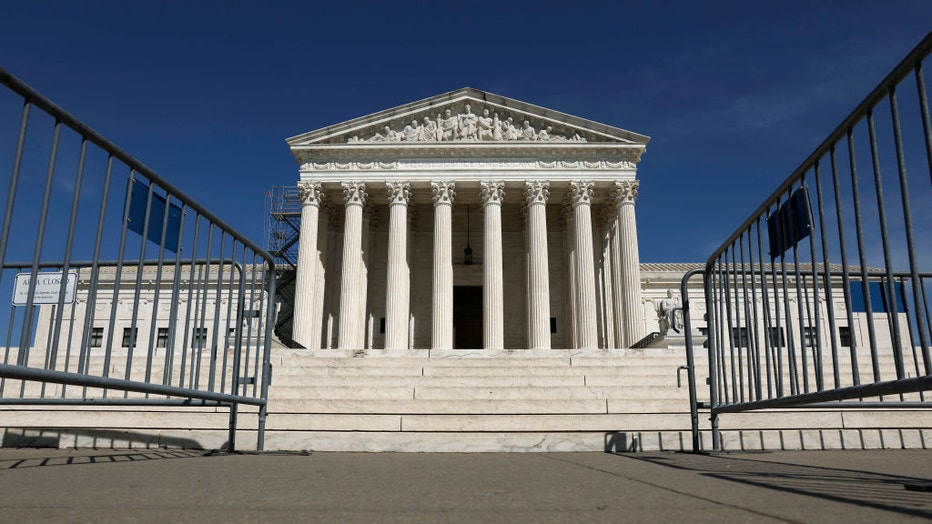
[266,398,695,415]
[267,385,699,401]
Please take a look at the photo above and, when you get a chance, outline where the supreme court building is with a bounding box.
[287,88,651,352]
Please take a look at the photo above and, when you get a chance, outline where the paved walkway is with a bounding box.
[0,448,930,522]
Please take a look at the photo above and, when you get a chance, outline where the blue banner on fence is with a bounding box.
[126,179,182,252]
[767,186,812,259]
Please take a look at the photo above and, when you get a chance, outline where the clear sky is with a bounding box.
[1,1,930,263]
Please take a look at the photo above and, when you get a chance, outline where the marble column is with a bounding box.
[384,182,411,351]
[524,181,551,350]
[481,181,505,350]
[431,181,455,350]
[599,207,617,349]
[310,200,331,350]
[293,181,322,349]
[570,181,598,349]
[338,181,367,350]
[561,200,577,349]
[613,180,644,347]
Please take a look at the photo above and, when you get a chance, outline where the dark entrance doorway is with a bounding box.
[454,286,483,349]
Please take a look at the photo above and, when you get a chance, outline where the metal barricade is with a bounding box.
[0,66,277,451]
[683,33,932,452]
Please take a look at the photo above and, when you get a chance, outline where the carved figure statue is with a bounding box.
[459,104,478,139]
[519,120,537,141]
[502,117,518,140]
[570,132,587,142]
[420,116,439,141]
[402,120,420,141]
[440,109,458,141]
[492,112,502,141]
[368,125,398,142]
[477,108,495,141]
[538,125,552,141]
[655,290,684,335]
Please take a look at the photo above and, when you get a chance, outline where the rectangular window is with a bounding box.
[380,318,386,334]
[839,326,851,348]
[156,327,169,348]
[89,327,104,348]
[122,327,138,348]
[731,327,749,347]
[192,327,208,348]
[803,327,818,348]
[768,327,785,347]
[550,317,557,334]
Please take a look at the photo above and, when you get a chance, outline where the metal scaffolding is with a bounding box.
[265,186,301,347]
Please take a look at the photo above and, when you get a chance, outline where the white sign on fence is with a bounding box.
[11,270,78,306]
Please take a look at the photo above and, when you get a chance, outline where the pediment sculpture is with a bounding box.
[345,103,589,144]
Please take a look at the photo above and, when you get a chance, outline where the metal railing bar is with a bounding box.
[831,143,861,385]
[890,85,932,376]
[51,138,88,377]
[814,160,841,389]
[207,233,228,393]
[755,218,775,397]
[0,398,232,407]
[0,101,30,294]
[712,374,932,414]
[179,217,201,390]
[103,169,136,388]
[848,129,882,382]
[78,155,113,378]
[0,364,266,407]
[705,32,932,262]
[163,204,189,388]
[0,66,271,260]
[124,181,157,392]
[866,107,907,381]
[18,120,62,371]
[60,268,80,396]
[144,192,175,393]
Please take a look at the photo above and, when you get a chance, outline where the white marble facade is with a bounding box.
[288,88,650,351]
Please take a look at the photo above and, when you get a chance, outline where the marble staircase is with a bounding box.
[1,347,931,451]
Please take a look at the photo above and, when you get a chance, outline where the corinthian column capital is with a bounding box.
[297,181,323,206]
[431,180,456,206]
[569,180,595,207]
[341,181,367,206]
[480,181,505,206]
[524,180,550,205]
[612,180,639,206]
[386,181,411,206]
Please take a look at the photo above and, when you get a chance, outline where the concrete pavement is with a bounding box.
[0,448,930,522]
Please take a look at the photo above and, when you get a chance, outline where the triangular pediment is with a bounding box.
[286,88,650,147]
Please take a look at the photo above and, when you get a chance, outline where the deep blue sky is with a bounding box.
[1,1,930,262]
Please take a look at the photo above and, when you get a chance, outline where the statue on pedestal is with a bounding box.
[655,290,684,335]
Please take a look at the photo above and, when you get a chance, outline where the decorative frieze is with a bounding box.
[301,156,640,172]
[345,103,591,144]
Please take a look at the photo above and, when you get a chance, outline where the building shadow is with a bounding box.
[2,427,221,452]
[612,452,932,519]
[604,432,640,452]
